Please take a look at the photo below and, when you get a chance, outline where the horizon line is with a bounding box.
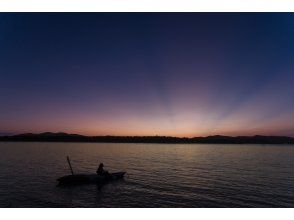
[1,131,294,139]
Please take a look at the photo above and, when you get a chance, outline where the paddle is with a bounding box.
[67,156,74,175]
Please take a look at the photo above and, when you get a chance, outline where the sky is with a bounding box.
[0,13,294,137]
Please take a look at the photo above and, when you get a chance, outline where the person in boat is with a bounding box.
[96,163,111,179]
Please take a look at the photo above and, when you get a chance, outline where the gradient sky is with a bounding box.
[0,13,294,137]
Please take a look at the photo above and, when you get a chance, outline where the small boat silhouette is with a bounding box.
[57,156,126,186]
[57,172,126,186]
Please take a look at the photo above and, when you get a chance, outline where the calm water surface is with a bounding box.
[0,142,293,207]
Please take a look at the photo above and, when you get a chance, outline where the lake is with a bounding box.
[0,142,293,207]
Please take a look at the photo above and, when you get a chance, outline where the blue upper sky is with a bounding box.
[0,13,293,136]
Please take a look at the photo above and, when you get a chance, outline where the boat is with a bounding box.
[57,156,126,186]
[57,172,126,186]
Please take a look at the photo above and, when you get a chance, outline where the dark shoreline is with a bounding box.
[0,132,294,144]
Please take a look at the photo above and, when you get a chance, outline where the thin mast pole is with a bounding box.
[67,156,74,175]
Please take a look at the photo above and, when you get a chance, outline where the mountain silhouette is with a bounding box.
[0,132,294,144]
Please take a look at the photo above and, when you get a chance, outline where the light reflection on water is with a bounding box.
[0,142,294,207]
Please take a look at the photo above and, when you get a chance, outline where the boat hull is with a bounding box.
[57,172,126,186]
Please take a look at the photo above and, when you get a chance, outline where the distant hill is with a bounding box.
[0,132,294,144]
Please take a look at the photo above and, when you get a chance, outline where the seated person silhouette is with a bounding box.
[96,163,110,179]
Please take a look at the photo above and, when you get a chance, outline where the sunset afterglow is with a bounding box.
[0,13,294,137]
